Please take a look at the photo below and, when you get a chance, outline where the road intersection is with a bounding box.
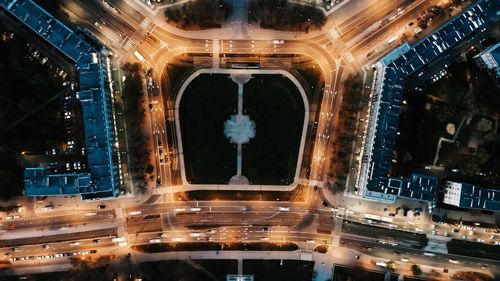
[1,0,499,279]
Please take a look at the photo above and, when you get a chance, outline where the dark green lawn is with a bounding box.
[179,74,238,184]
[243,74,305,185]
[243,260,314,281]
[180,73,305,185]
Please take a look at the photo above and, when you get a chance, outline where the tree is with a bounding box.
[411,264,422,275]
[248,0,325,32]
[121,63,153,193]
[164,0,232,29]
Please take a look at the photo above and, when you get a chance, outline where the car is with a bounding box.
[90,250,97,254]
[272,39,285,44]
[355,255,360,260]
[321,201,329,207]
[93,239,100,244]
[98,205,106,209]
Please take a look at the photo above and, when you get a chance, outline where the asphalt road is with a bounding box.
[1,0,498,279]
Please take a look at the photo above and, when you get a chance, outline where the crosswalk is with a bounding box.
[327,25,357,64]
[140,18,156,33]
[122,38,136,51]
[343,51,355,62]
[328,26,342,40]
[212,39,220,68]
[140,18,151,29]
[122,17,156,53]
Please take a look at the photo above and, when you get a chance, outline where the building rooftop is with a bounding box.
[360,0,500,202]
[444,181,500,212]
[24,168,91,196]
[1,0,119,198]
[475,42,500,78]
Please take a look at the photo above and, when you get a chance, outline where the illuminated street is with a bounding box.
[0,0,499,280]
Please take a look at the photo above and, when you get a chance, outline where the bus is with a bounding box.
[133,50,145,62]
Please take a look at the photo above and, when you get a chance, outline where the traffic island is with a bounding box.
[132,242,299,253]
[313,244,328,253]
[243,260,314,281]
[447,239,500,260]
[136,260,238,280]
[333,265,398,281]
[342,221,428,249]
[176,185,306,201]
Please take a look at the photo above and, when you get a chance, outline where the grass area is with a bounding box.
[163,58,195,96]
[136,260,238,281]
[452,272,493,281]
[164,0,232,30]
[447,239,500,260]
[176,185,306,201]
[0,271,68,281]
[248,0,326,32]
[133,242,298,253]
[243,74,305,185]
[343,221,428,249]
[179,73,305,185]
[333,265,386,281]
[243,260,314,281]
[179,74,238,184]
[7,259,238,281]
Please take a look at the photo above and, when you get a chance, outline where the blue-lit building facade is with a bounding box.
[357,0,500,210]
[444,181,500,212]
[474,42,500,80]
[0,0,120,199]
